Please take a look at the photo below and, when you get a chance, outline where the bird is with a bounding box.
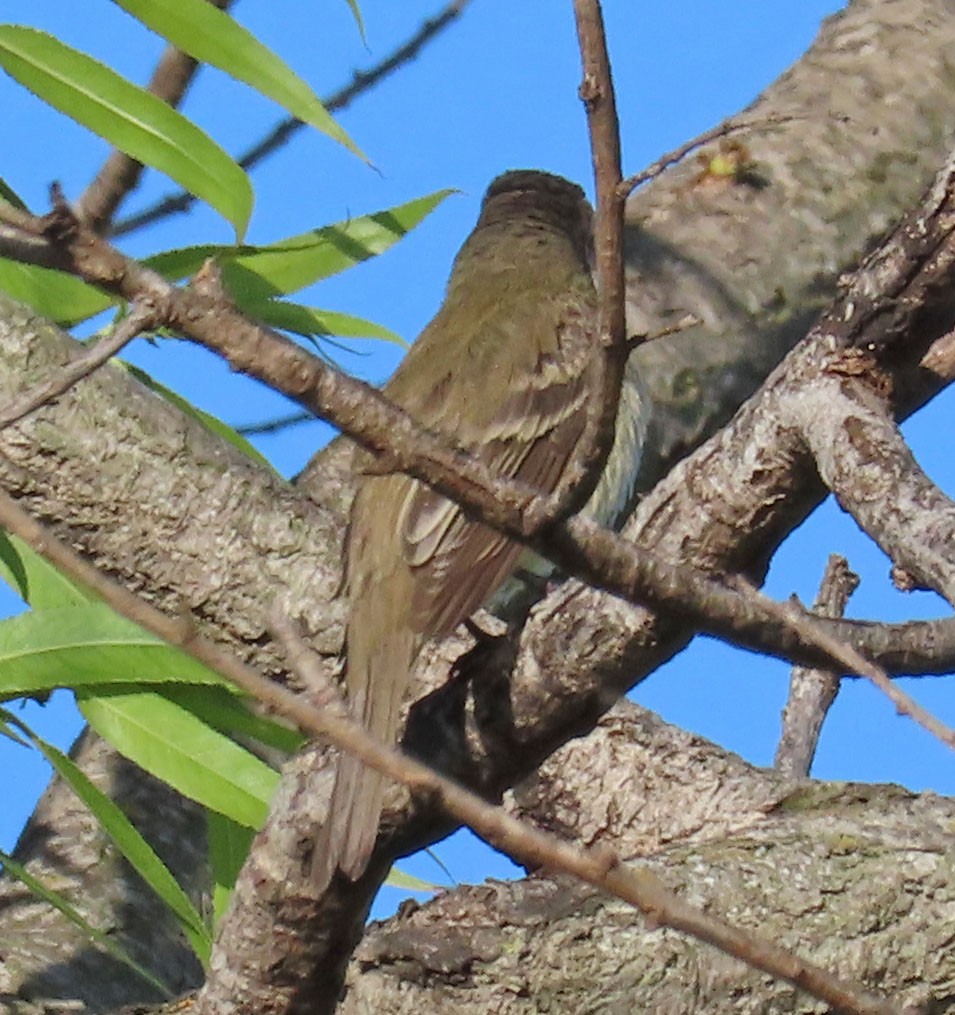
[312,169,601,889]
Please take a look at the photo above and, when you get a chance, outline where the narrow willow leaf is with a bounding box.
[0,529,94,608]
[79,688,279,829]
[145,190,454,298]
[0,259,114,325]
[0,848,175,996]
[0,605,229,698]
[384,867,439,891]
[251,300,404,345]
[0,176,26,209]
[0,706,30,747]
[0,26,253,238]
[161,684,304,755]
[207,809,255,927]
[121,362,276,470]
[345,0,367,44]
[111,0,364,160]
[26,728,212,964]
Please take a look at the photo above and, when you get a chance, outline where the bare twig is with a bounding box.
[775,555,859,777]
[77,0,235,231]
[521,0,629,529]
[237,409,313,436]
[0,485,905,1015]
[110,0,474,238]
[617,114,799,199]
[0,303,158,430]
[740,577,955,751]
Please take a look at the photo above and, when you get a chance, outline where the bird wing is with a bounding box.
[398,304,594,638]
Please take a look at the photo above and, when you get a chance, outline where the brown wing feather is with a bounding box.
[400,368,590,638]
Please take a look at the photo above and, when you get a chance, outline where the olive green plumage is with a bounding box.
[313,170,600,888]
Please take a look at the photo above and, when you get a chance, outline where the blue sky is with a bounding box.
[2,1,952,917]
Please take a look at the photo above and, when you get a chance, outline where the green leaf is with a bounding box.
[0,259,114,325]
[0,26,253,238]
[0,706,31,747]
[0,530,95,608]
[207,809,255,927]
[0,605,229,698]
[121,362,277,470]
[161,684,305,755]
[0,847,175,997]
[145,190,454,299]
[79,687,279,829]
[383,867,439,891]
[0,176,26,209]
[344,0,367,44]
[111,0,364,161]
[251,300,404,345]
[26,727,212,964]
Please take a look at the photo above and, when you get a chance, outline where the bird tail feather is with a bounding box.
[311,620,415,891]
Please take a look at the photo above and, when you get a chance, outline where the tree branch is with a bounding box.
[0,485,906,1015]
[775,555,858,777]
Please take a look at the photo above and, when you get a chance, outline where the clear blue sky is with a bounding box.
[2,1,952,918]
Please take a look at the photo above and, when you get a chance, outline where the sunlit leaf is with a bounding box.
[79,687,279,829]
[384,867,439,891]
[0,259,113,326]
[0,606,229,698]
[111,0,364,160]
[0,530,94,608]
[250,300,404,345]
[344,0,367,44]
[207,809,255,927]
[161,684,304,755]
[0,26,253,238]
[145,190,454,299]
[0,176,26,209]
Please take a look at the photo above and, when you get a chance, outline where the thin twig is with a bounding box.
[740,576,955,751]
[0,487,905,1015]
[237,409,314,436]
[774,555,859,777]
[110,0,474,238]
[522,0,629,530]
[617,114,799,199]
[77,0,236,231]
[0,304,158,430]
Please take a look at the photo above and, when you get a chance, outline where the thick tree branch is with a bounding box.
[4,3,955,1009]
[0,487,905,1015]
[0,302,158,429]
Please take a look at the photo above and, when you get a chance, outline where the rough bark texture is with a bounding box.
[2,0,955,1012]
[344,705,955,1015]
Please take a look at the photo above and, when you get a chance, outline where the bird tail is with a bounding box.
[311,621,415,891]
